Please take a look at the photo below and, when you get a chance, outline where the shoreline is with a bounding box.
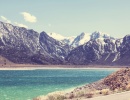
[0,66,121,70]
[34,68,130,100]
[0,64,130,70]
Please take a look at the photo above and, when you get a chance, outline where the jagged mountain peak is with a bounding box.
[0,21,27,32]
[40,31,49,38]
[71,32,91,47]
[91,31,111,40]
[47,32,76,45]
[1,21,130,66]
[122,34,130,44]
[66,34,130,65]
[79,32,90,38]
[47,31,114,48]
[80,32,90,36]
[0,21,72,64]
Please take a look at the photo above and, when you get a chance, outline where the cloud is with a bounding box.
[1,16,11,23]
[14,22,28,28]
[21,12,37,23]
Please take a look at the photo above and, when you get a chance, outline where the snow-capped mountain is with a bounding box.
[70,31,115,48]
[47,32,76,45]
[71,32,91,47]
[66,37,124,65]
[0,21,71,64]
[61,36,76,45]
[47,32,66,41]
[1,21,130,66]
[91,31,114,40]
[48,32,92,47]
[48,31,114,48]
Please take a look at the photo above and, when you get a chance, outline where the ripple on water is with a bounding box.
[0,69,115,100]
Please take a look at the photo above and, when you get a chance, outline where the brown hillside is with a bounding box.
[103,68,130,90]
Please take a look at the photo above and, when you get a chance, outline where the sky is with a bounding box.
[0,0,130,38]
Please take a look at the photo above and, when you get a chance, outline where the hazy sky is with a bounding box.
[0,0,130,38]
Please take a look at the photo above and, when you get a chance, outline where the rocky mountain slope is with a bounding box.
[0,21,71,64]
[66,31,130,65]
[71,31,114,48]
[66,37,124,65]
[71,32,91,47]
[0,21,130,65]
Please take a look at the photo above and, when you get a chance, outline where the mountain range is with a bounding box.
[48,31,114,48]
[0,21,130,66]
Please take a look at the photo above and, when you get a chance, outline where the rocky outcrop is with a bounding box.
[103,68,130,90]
[71,68,130,93]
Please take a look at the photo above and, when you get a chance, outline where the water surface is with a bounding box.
[0,68,117,100]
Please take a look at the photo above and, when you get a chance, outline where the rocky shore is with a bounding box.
[34,68,130,100]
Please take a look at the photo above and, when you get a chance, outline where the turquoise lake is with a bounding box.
[0,68,117,100]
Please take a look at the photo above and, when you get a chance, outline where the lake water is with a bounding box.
[0,68,117,100]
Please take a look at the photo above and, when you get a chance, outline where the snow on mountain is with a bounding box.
[47,32,66,40]
[1,21,130,66]
[66,38,120,65]
[48,32,92,48]
[91,31,112,39]
[71,32,91,47]
[61,36,76,45]
[47,32,76,45]
[0,21,72,64]
[71,31,115,48]
[48,31,114,48]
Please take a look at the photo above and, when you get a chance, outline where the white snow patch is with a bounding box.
[79,33,91,45]
[0,33,3,37]
[47,32,76,45]
[47,32,66,40]
[112,52,120,62]
[105,53,111,61]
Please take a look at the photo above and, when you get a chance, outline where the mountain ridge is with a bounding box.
[48,31,115,48]
[0,21,71,65]
[0,21,130,66]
